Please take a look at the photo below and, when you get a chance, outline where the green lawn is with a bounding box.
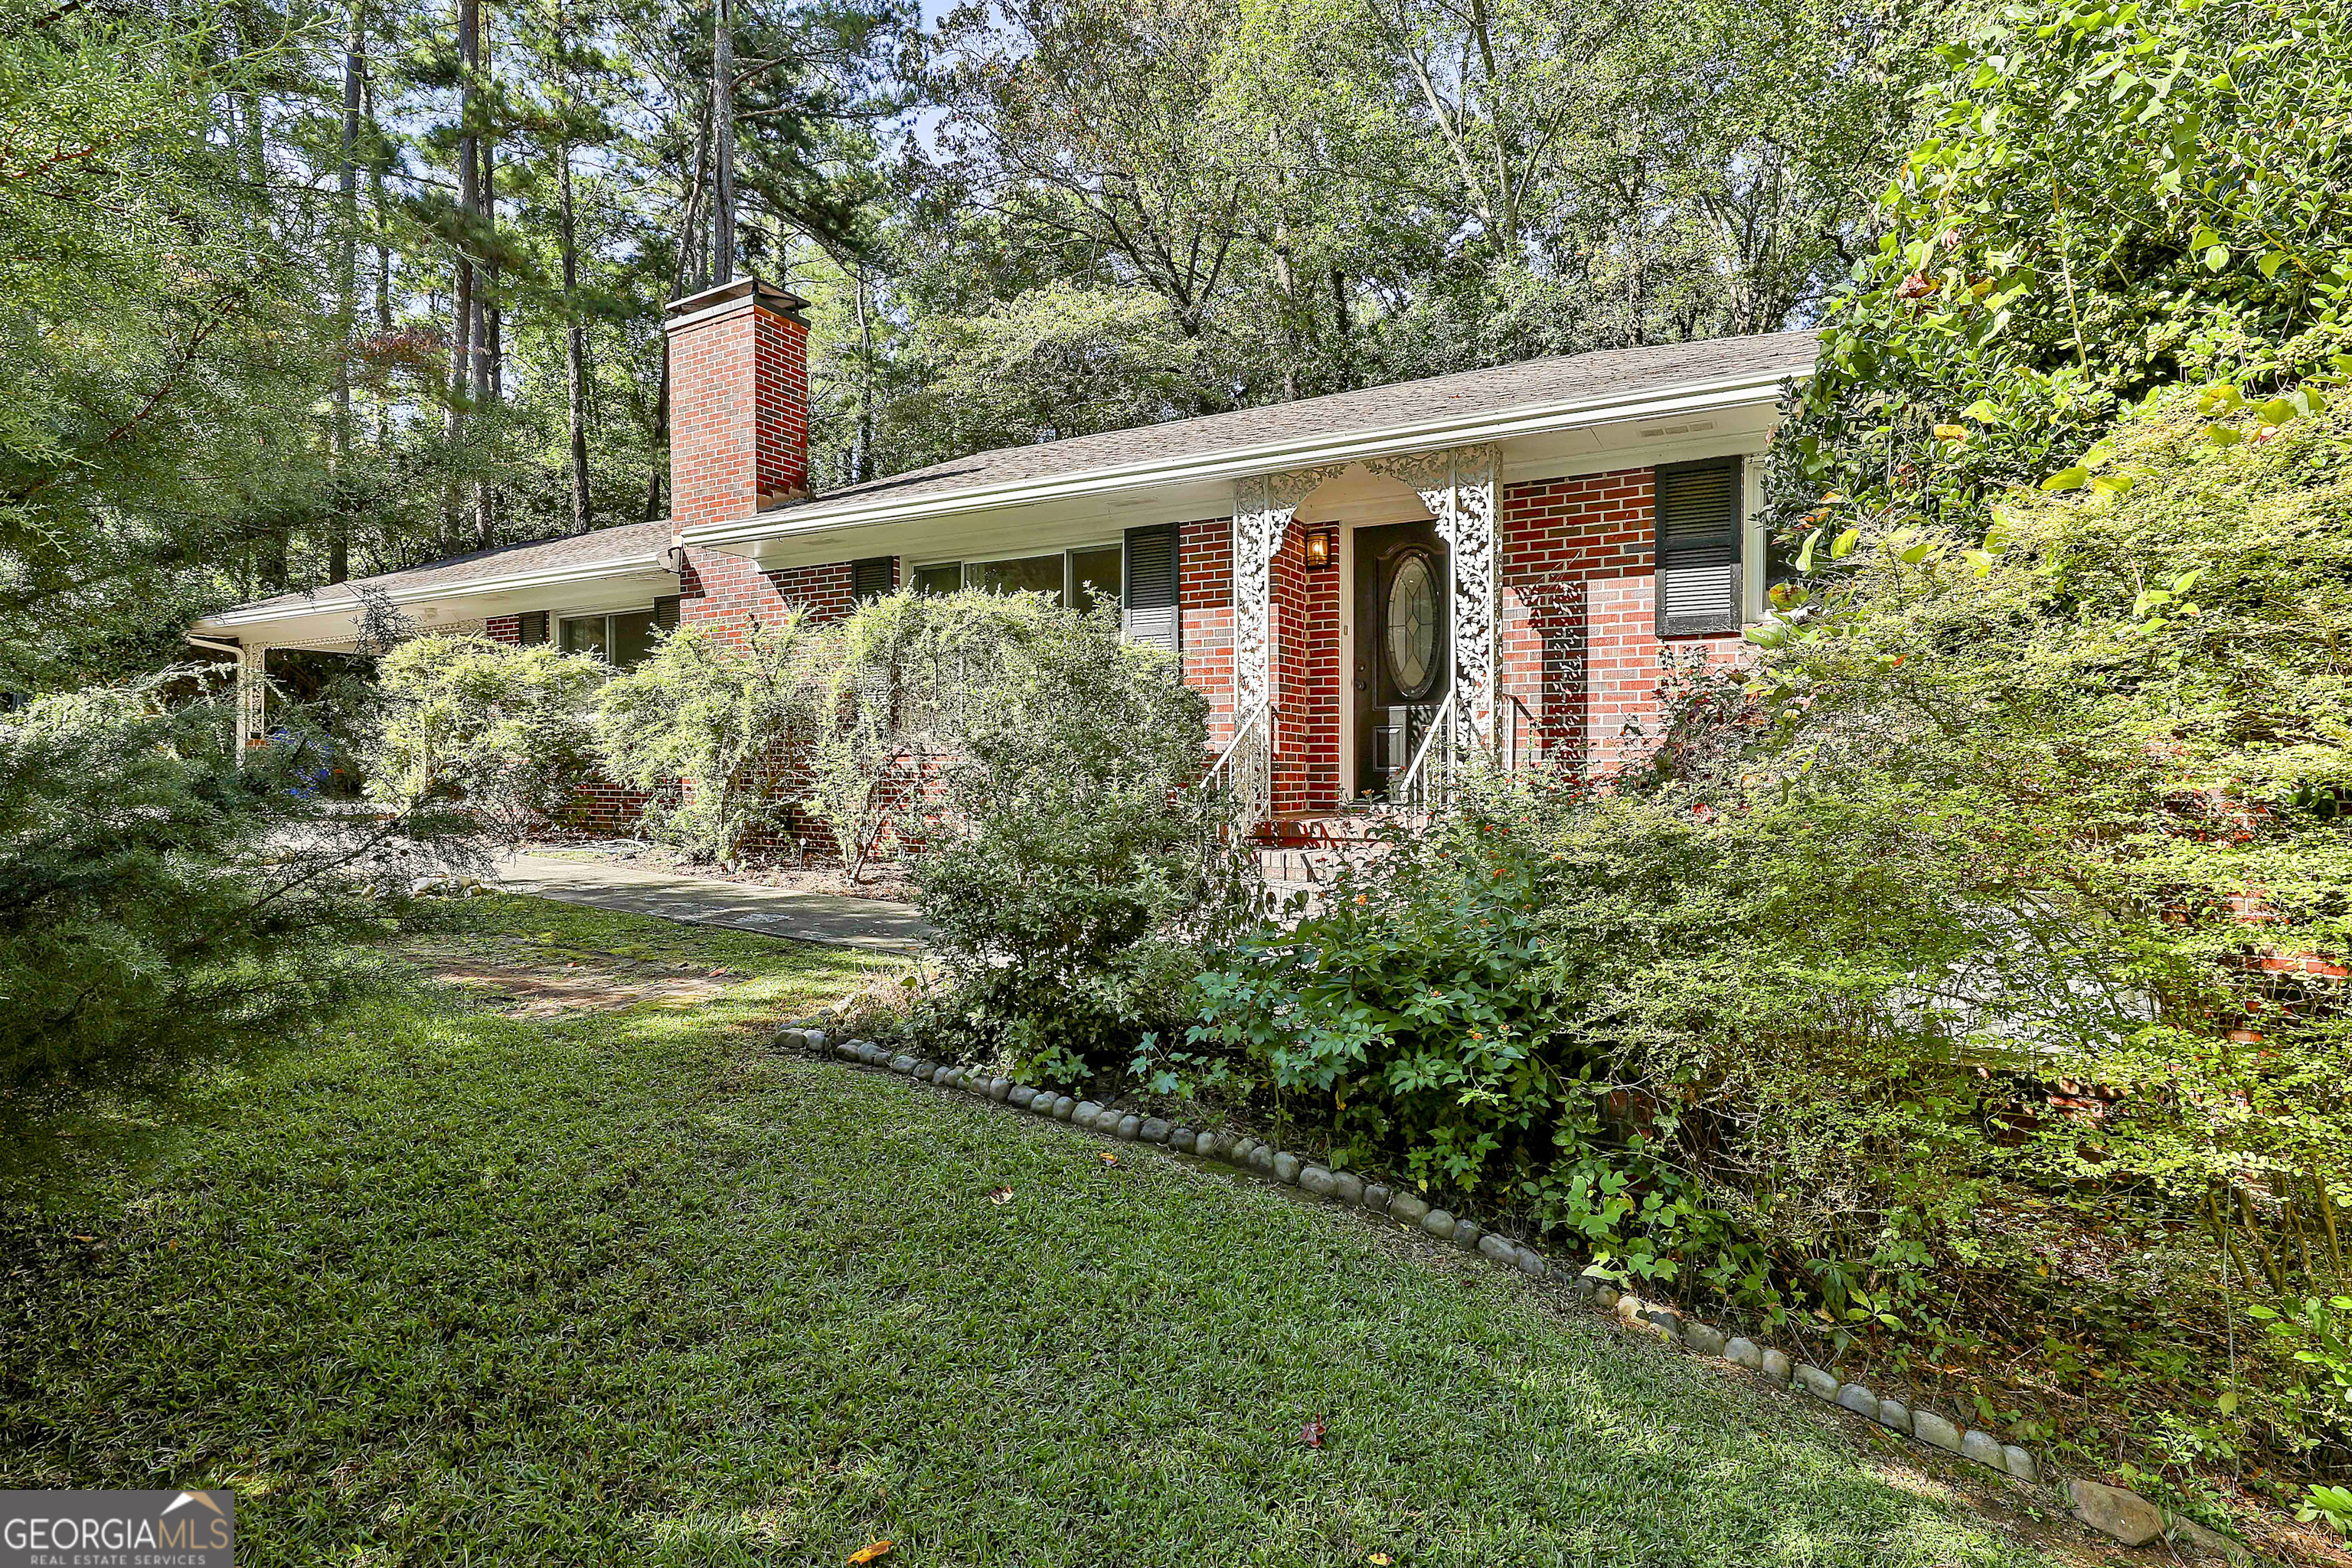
[0,896,2069,1566]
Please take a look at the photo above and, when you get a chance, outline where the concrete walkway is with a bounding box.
[495,851,933,954]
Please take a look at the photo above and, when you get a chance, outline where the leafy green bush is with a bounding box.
[874,590,1246,1082]
[1767,0,2352,541]
[364,634,606,847]
[593,619,818,864]
[0,684,408,1181]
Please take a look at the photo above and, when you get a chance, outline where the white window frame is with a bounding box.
[910,543,1126,610]
[556,605,661,667]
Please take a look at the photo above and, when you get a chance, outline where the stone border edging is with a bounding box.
[783,1026,2243,1558]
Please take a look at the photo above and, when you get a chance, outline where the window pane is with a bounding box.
[558,616,606,658]
[609,609,658,668]
[911,561,962,596]
[1069,546,1124,616]
[969,553,1065,604]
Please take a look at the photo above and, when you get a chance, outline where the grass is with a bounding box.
[0,895,2071,1566]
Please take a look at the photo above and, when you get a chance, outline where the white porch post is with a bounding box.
[1366,443,1500,756]
[237,642,268,754]
[1232,465,1348,821]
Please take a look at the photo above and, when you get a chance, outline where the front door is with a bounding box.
[1353,520,1449,800]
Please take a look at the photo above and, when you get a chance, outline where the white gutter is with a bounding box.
[196,549,676,632]
[681,362,1808,553]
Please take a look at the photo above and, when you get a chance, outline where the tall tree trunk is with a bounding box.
[366,49,393,453]
[711,0,734,285]
[331,0,362,583]
[854,266,874,484]
[469,0,496,548]
[446,0,479,550]
[1330,269,1352,391]
[560,142,592,535]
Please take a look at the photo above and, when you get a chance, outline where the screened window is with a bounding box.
[910,546,1131,612]
[559,609,661,668]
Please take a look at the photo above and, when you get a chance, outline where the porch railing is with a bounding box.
[1203,699,1273,831]
[1390,691,1456,812]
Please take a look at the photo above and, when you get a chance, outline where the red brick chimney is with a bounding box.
[662,275,810,531]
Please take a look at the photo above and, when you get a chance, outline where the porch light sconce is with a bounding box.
[1304,528,1336,570]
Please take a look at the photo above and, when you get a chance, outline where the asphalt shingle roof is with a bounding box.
[215,332,1815,620]
[770,331,1815,516]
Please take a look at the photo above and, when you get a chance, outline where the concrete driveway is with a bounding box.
[495,851,933,955]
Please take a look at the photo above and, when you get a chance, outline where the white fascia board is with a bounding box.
[194,554,675,635]
[681,365,1807,558]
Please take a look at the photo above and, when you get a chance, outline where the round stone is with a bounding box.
[1331,1172,1364,1206]
[1759,1348,1792,1384]
[1794,1365,1840,1401]
[1836,1383,1878,1418]
[1637,1305,1682,1341]
[1420,1207,1455,1239]
[1140,1119,1171,1144]
[1010,1085,1038,1108]
[1051,1096,1076,1120]
[1272,1152,1302,1184]
[1684,1322,1727,1357]
[1594,1285,1621,1308]
[834,1042,861,1061]
[1361,1184,1393,1215]
[988,1077,1014,1102]
[1299,1165,1338,1197]
[1724,1337,1762,1370]
[2001,1445,2037,1482]
[1248,1145,1276,1174]
[889,1054,918,1074]
[1115,1115,1142,1141]
[1074,1100,1104,1125]
[1959,1429,2005,1470]
[1451,1218,1481,1250]
[1514,1247,1547,1278]
[858,1044,886,1064]
[1387,1192,1429,1226]
[805,1030,829,1048]
[1476,1233,1515,1265]
[1192,1132,1218,1157]
[1877,1397,1911,1433]
[1912,1410,1962,1453]
[940,1067,965,1089]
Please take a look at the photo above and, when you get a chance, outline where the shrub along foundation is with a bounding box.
[777,1024,2243,1557]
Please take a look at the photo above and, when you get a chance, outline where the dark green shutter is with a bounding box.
[1122,526,1179,652]
[518,610,548,645]
[652,595,681,632]
[851,555,896,601]
[1653,459,1743,637]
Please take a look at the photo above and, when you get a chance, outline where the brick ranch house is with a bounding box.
[194,276,1815,832]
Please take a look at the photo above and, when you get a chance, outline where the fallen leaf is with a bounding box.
[1098,1152,1119,1166]
[847,1543,893,1565]
[70,1234,95,1242]
[988,1187,1014,1206]
[1368,1555,1393,1566]
[1301,1417,1328,1449]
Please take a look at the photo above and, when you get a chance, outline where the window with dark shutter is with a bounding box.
[1122,526,1179,652]
[1653,458,1743,638]
[518,610,548,646]
[851,555,896,601]
[652,595,681,632]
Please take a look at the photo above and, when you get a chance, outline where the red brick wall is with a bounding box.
[486,615,521,644]
[1263,521,1344,815]
[1499,466,1745,773]
[666,296,808,532]
[677,548,871,638]
[1179,518,1234,750]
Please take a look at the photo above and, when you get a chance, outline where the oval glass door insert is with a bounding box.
[1385,550,1439,700]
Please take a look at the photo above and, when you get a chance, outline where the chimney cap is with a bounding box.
[663,273,809,327]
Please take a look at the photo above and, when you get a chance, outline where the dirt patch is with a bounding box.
[412,951,746,1017]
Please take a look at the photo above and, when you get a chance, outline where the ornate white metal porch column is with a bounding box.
[1365,443,1501,756]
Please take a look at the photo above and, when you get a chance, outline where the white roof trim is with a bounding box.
[681,364,1803,554]
[194,551,675,632]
